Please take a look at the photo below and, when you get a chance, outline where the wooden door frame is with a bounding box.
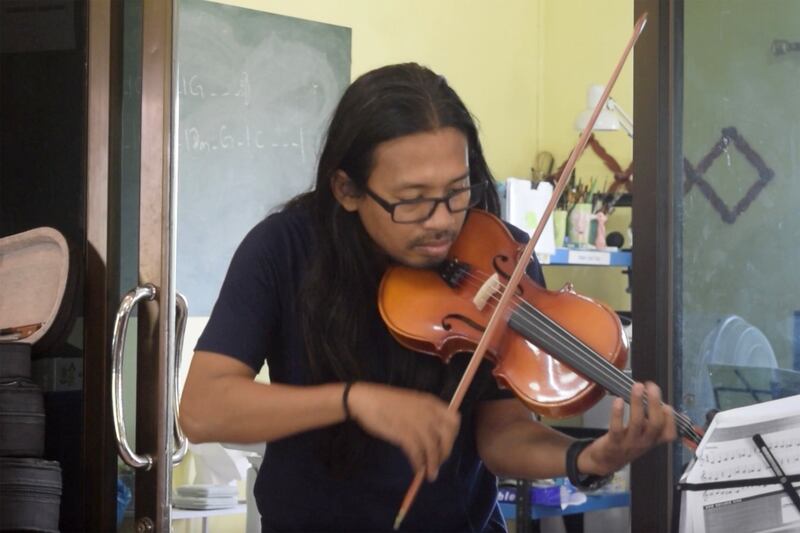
[135,0,177,530]
[85,0,177,530]
[85,0,123,530]
[631,0,684,531]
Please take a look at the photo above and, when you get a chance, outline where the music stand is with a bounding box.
[707,364,800,411]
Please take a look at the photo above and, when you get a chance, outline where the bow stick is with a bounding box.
[393,13,648,530]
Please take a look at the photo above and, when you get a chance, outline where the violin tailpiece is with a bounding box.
[438,259,470,288]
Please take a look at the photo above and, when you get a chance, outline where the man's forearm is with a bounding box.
[480,419,574,480]
[180,378,346,444]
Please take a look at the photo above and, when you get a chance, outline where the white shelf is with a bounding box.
[171,502,247,520]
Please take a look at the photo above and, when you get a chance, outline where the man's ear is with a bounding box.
[331,170,362,212]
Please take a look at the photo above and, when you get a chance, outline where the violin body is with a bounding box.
[379,209,628,419]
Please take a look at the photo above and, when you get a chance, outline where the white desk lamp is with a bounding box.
[575,84,633,138]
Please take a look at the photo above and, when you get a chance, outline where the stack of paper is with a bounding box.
[173,484,238,510]
[679,394,800,532]
[503,178,556,258]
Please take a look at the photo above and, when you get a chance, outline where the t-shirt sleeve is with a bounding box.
[195,222,281,373]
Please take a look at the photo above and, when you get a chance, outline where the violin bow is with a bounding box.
[392,13,648,530]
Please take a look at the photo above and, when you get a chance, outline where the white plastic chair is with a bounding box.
[687,315,777,425]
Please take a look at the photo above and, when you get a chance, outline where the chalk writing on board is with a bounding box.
[177,70,251,105]
[175,0,351,316]
[178,125,308,161]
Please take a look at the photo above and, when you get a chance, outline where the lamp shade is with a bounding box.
[575,84,621,132]
[575,109,622,132]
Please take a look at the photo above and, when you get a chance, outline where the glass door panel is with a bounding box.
[632,2,800,529]
[678,0,800,445]
[111,0,178,530]
[115,0,143,528]
[1,1,89,530]
[671,6,800,531]
[1,0,177,529]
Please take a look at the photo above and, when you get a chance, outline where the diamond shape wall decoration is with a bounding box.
[683,127,775,224]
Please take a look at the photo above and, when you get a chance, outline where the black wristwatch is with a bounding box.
[565,439,612,491]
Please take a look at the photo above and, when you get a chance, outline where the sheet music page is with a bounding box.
[680,394,800,533]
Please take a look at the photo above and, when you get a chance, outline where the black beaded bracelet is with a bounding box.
[342,382,354,421]
[565,438,612,491]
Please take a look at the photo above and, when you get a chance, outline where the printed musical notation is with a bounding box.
[679,395,800,532]
[697,436,800,472]
[696,437,800,503]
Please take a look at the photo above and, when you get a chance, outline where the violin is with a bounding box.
[378,207,702,445]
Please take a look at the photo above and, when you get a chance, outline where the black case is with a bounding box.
[0,227,73,530]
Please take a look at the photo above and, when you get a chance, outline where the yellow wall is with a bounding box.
[539,0,633,180]
[538,1,633,312]
[211,0,542,182]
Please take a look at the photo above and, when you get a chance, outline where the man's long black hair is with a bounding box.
[285,63,501,474]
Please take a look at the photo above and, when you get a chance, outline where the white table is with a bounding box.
[172,503,247,533]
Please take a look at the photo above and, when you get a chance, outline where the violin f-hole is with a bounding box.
[442,313,485,334]
[492,254,524,296]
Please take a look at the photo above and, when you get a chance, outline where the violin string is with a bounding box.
[455,269,635,395]
[453,268,701,443]
[487,286,699,441]
[512,298,699,443]
[455,272,639,409]
[458,270,699,442]
[462,270,700,442]
[466,272,633,397]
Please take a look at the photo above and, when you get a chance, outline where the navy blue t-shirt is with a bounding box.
[196,206,546,532]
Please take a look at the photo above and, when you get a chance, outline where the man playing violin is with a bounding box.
[180,62,676,532]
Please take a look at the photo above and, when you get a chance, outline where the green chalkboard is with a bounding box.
[175,0,351,315]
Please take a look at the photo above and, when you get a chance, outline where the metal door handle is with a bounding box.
[111,284,157,470]
[172,292,189,465]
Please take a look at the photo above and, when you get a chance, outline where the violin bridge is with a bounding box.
[473,273,501,311]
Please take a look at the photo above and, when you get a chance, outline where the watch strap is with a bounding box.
[566,438,612,491]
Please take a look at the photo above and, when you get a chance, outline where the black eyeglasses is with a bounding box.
[363,181,487,223]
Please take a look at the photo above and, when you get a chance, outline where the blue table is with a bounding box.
[498,487,630,520]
